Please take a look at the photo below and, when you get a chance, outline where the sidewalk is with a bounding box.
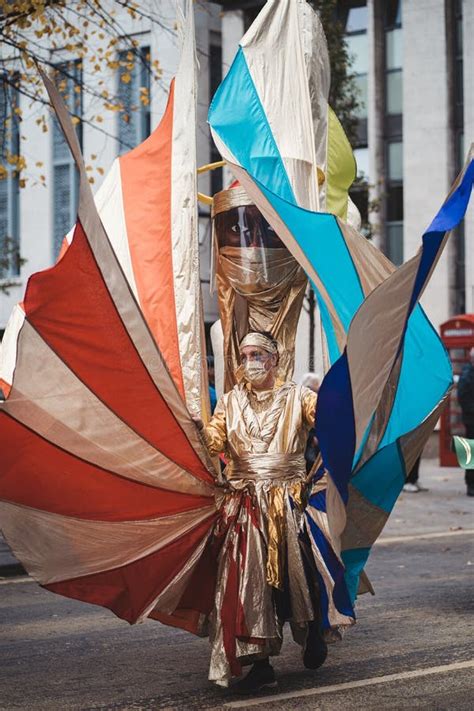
[0,459,471,577]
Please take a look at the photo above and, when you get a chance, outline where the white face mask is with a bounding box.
[244,360,269,385]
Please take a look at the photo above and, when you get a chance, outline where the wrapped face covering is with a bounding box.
[213,187,306,391]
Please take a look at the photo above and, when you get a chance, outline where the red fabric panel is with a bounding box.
[45,515,216,623]
[0,412,211,520]
[23,219,211,482]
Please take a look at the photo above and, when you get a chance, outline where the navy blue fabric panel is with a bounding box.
[305,512,354,619]
[315,352,355,504]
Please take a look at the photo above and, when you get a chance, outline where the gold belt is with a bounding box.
[228,452,306,481]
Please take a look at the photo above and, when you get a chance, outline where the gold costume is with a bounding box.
[202,380,320,685]
[213,186,307,391]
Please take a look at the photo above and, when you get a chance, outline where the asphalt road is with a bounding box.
[0,463,473,710]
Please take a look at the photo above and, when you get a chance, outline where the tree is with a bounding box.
[0,0,183,289]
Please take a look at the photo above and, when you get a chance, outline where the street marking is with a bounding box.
[0,576,34,585]
[376,529,474,545]
[224,659,474,708]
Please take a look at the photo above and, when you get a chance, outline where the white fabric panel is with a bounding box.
[59,160,138,300]
[0,501,215,584]
[94,159,139,301]
[0,303,25,388]
[240,0,330,210]
[171,0,209,419]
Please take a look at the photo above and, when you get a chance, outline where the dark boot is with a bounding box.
[303,621,328,670]
[233,658,277,694]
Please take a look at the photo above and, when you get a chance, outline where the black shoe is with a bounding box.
[467,484,474,497]
[233,661,277,695]
[303,623,328,670]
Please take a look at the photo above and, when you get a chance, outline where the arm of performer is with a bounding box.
[196,396,227,456]
[301,386,318,428]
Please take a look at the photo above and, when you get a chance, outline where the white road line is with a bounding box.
[0,576,34,585]
[376,529,474,545]
[224,659,474,708]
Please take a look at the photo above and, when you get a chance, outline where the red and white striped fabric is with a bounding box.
[0,0,219,630]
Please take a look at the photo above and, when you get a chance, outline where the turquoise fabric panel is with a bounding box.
[351,441,406,513]
[208,47,295,204]
[341,547,370,604]
[255,183,365,332]
[379,306,452,449]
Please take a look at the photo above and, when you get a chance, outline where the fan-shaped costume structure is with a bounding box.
[0,0,473,691]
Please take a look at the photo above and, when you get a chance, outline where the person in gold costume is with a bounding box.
[200,331,332,692]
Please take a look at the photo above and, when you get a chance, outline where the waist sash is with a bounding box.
[228,452,306,481]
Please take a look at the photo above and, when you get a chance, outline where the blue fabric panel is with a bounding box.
[208,47,295,204]
[315,353,355,504]
[305,510,354,619]
[341,547,371,605]
[351,441,406,513]
[379,307,452,449]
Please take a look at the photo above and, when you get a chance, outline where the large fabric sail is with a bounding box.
[0,0,208,422]
[208,0,474,601]
[0,2,219,629]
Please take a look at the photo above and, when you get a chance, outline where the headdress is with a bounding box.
[212,185,254,217]
[239,332,278,356]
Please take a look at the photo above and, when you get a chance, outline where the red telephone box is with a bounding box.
[439,314,474,466]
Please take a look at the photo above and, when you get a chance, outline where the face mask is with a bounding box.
[244,360,269,385]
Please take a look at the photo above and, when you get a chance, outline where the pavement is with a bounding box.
[0,459,473,710]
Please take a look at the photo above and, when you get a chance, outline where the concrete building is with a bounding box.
[1,0,472,381]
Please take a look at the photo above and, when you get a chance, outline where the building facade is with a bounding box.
[1,0,472,381]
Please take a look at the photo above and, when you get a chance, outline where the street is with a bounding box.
[1,461,473,710]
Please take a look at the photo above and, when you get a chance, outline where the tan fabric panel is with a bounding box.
[340,484,388,550]
[355,354,403,471]
[347,257,420,453]
[41,72,215,478]
[338,219,395,297]
[4,322,213,497]
[399,394,450,476]
[0,501,215,585]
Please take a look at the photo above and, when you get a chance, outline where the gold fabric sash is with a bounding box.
[228,452,306,481]
[227,452,306,590]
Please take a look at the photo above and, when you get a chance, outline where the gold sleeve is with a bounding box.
[202,396,227,456]
[301,386,318,428]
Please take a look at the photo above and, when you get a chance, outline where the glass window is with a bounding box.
[387,184,403,221]
[386,28,402,70]
[386,69,403,115]
[388,141,403,181]
[354,74,368,119]
[118,46,151,154]
[386,222,403,265]
[385,0,402,29]
[346,6,368,33]
[354,147,369,180]
[346,33,369,75]
[0,80,20,277]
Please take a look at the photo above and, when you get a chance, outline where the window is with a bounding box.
[344,2,368,123]
[117,46,151,154]
[52,61,82,260]
[386,222,403,266]
[387,141,403,181]
[0,79,20,277]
